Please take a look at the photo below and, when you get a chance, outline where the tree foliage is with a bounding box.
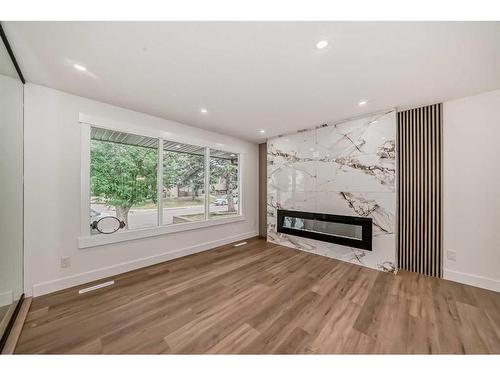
[210,157,238,212]
[164,152,204,199]
[90,140,157,226]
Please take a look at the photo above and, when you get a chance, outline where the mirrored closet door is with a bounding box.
[0,24,24,348]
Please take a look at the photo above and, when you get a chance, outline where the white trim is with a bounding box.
[238,153,242,216]
[34,230,257,297]
[443,268,500,293]
[80,123,91,237]
[204,146,210,220]
[78,215,246,248]
[157,138,164,226]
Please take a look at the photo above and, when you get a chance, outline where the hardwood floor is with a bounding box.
[15,237,500,354]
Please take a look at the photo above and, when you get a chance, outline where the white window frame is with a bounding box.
[78,113,245,249]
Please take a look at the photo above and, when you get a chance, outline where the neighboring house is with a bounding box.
[212,178,234,196]
[166,185,201,198]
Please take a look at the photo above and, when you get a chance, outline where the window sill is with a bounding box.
[78,215,246,249]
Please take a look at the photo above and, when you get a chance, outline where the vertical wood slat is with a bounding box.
[397,103,442,278]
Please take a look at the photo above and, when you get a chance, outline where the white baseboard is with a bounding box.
[0,290,13,307]
[31,231,258,297]
[443,268,500,293]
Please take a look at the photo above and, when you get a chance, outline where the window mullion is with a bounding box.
[204,147,210,221]
[157,138,164,226]
[81,123,91,236]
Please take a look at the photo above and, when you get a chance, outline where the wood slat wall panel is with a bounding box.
[397,103,443,278]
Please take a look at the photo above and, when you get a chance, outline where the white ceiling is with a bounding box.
[4,21,500,142]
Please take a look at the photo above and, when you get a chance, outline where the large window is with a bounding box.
[163,141,205,224]
[209,149,239,219]
[90,128,158,233]
[87,126,241,237]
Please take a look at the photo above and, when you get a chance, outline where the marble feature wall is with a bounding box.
[267,110,397,272]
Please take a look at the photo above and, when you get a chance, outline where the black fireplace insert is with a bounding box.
[277,209,373,251]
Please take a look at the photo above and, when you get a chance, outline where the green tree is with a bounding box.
[164,152,204,201]
[210,157,238,212]
[91,140,157,228]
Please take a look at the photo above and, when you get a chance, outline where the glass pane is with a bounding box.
[209,149,239,219]
[0,36,24,333]
[163,141,205,224]
[90,128,158,233]
[283,216,363,240]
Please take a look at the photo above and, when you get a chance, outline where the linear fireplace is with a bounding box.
[277,209,373,251]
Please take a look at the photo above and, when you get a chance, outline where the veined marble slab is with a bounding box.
[267,110,397,273]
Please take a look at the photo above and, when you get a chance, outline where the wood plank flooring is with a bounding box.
[15,237,500,354]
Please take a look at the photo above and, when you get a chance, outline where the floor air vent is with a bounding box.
[78,280,115,294]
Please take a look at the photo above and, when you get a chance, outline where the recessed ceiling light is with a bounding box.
[316,40,329,49]
[259,130,265,134]
[200,108,208,114]
[358,100,368,106]
[73,64,87,72]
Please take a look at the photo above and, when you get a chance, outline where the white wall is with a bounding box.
[24,83,259,297]
[443,89,500,292]
[0,74,24,307]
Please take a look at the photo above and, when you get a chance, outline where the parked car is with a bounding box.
[215,197,227,206]
[214,196,238,206]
